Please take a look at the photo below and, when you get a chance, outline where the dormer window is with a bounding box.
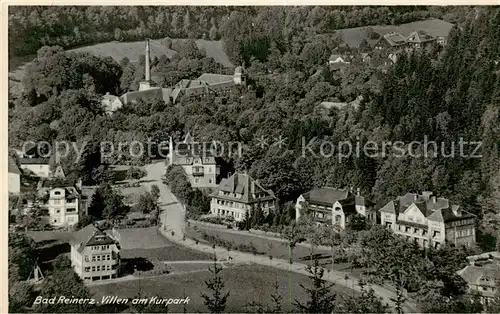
[54,191,61,195]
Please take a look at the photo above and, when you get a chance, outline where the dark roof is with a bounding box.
[120,87,164,105]
[303,187,350,206]
[210,173,276,204]
[8,155,21,175]
[19,157,50,165]
[70,224,116,253]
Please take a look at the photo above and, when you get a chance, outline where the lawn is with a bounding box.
[90,264,356,313]
[113,227,211,261]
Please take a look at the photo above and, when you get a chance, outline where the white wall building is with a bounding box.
[70,225,120,282]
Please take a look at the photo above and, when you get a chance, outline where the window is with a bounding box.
[107,255,111,260]
[85,267,90,272]
[97,255,101,261]
[92,256,96,262]
[85,255,89,262]
[209,179,212,184]
[195,178,199,184]
[335,215,341,224]
[91,266,96,272]
[96,265,101,271]
[54,191,61,195]
[56,209,60,214]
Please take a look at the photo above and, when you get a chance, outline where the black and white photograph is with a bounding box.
[5,3,500,313]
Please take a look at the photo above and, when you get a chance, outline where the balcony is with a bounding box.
[192,166,204,177]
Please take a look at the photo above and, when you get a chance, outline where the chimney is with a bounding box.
[422,191,433,201]
[413,194,418,201]
[357,187,361,196]
[228,172,232,179]
[432,196,437,204]
[452,205,462,217]
[145,39,151,82]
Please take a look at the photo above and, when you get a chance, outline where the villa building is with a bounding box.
[38,179,82,227]
[209,172,277,222]
[379,192,476,248]
[166,133,219,188]
[70,224,120,282]
[295,187,372,230]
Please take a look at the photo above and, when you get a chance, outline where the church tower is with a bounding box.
[139,39,154,91]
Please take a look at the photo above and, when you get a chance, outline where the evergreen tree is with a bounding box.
[201,255,229,313]
[294,258,337,313]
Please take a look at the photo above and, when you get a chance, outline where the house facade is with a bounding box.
[38,181,81,227]
[295,187,371,230]
[379,192,476,248]
[166,133,219,188]
[70,224,120,282]
[209,172,277,222]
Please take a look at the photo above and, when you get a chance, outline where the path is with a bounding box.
[142,161,419,313]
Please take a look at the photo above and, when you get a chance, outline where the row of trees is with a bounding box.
[164,165,211,217]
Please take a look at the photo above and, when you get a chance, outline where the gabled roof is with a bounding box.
[381,32,406,46]
[303,187,349,206]
[210,173,276,204]
[171,134,217,165]
[380,200,397,214]
[336,19,453,48]
[406,30,435,43]
[183,132,194,144]
[8,155,21,175]
[382,192,476,223]
[458,265,497,294]
[70,224,116,253]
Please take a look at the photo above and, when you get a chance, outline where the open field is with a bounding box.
[8,39,233,97]
[90,264,357,313]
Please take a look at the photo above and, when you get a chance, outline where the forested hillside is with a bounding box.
[8,6,500,249]
[9,6,471,58]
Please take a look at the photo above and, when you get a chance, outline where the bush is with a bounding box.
[135,263,170,277]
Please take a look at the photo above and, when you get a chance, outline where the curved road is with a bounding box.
[143,161,418,313]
